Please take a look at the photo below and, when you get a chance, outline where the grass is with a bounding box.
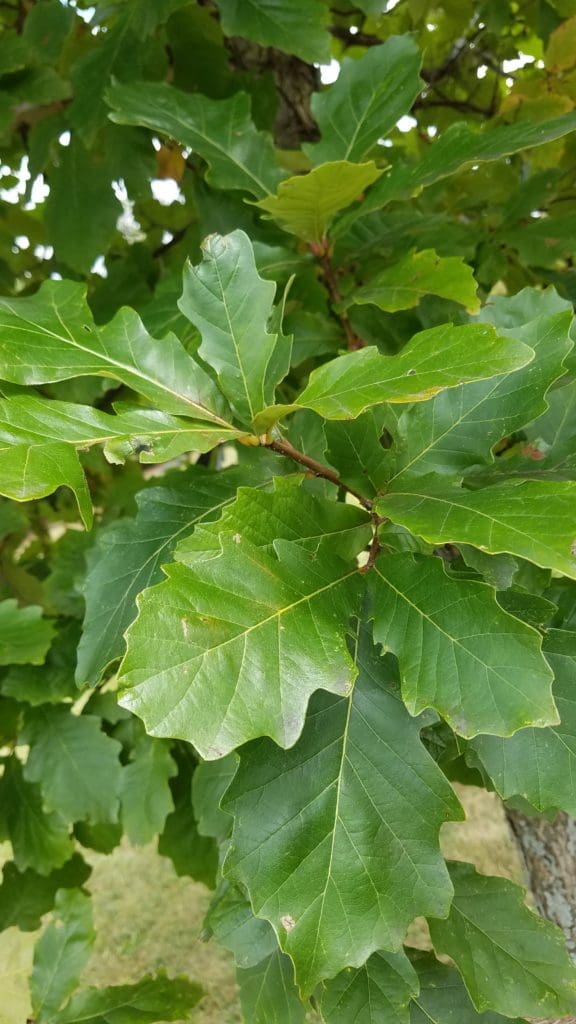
[81,784,524,1022]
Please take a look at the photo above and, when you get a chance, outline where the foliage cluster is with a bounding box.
[3,0,576,1021]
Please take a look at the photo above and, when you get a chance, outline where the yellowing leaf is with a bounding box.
[255,161,383,242]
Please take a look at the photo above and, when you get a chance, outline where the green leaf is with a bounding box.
[0,855,90,934]
[53,974,203,1024]
[2,624,80,707]
[255,162,384,243]
[179,231,290,426]
[175,475,371,565]
[319,950,419,1024]
[0,600,54,666]
[44,135,121,275]
[22,708,122,825]
[77,466,256,686]
[237,950,305,1024]
[428,861,576,1018]
[223,620,462,994]
[345,250,480,314]
[337,111,576,232]
[264,323,532,424]
[119,736,177,845]
[205,883,277,968]
[70,16,142,145]
[118,506,366,759]
[216,0,329,63]
[304,38,422,165]
[158,774,218,889]
[384,297,573,482]
[107,80,283,198]
[407,949,523,1024]
[0,759,73,875]
[471,629,576,813]
[191,755,235,842]
[370,553,556,737]
[0,280,230,425]
[31,889,95,1024]
[323,408,392,499]
[376,478,576,579]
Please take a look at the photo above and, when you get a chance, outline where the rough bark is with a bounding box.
[225,38,320,148]
[506,807,576,957]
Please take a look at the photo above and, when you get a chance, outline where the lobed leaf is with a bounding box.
[254,161,383,242]
[0,600,54,667]
[428,861,576,1018]
[344,250,480,314]
[77,466,253,686]
[179,230,290,427]
[216,0,330,63]
[31,889,95,1024]
[0,280,230,425]
[258,323,532,425]
[223,620,462,994]
[377,477,576,579]
[370,553,556,738]
[107,80,283,197]
[22,708,123,825]
[319,949,419,1024]
[471,629,576,813]
[304,37,422,165]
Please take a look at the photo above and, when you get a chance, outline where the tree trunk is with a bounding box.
[506,807,576,957]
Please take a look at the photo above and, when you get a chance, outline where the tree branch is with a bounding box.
[265,436,373,510]
[310,241,366,350]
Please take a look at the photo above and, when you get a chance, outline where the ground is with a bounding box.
[81,785,524,1022]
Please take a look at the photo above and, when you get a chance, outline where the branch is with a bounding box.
[265,436,373,510]
[310,241,366,350]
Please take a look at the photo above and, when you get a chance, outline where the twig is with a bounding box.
[359,526,382,573]
[310,241,366,350]
[265,437,373,510]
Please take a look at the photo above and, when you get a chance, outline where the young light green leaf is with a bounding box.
[428,861,576,1018]
[0,855,90,934]
[176,475,371,564]
[376,478,576,579]
[471,629,576,814]
[304,37,422,165]
[118,533,364,759]
[22,708,122,824]
[52,973,203,1024]
[263,323,532,424]
[336,111,576,232]
[408,949,524,1024]
[237,950,305,1024]
[223,621,462,994]
[119,736,177,845]
[385,298,573,482]
[344,250,480,314]
[217,0,329,63]
[0,280,230,425]
[0,600,54,666]
[107,80,283,197]
[31,889,95,1024]
[0,760,73,875]
[319,950,419,1024]
[179,230,290,426]
[255,161,383,242]
[0,928,34,1024]
[370,553,556,738]
[77,466,252,686]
